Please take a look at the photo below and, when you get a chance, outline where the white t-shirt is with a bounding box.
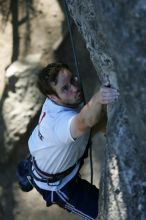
[28,98,90,190]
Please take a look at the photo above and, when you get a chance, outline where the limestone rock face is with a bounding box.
[66,0,146,219]
[0,59,43,163]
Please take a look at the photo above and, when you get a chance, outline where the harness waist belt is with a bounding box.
[32,157,78,183]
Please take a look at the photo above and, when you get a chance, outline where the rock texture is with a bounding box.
[0,58,43,163]
[66,0,146,219]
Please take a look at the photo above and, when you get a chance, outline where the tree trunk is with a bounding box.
[65,0,146,219]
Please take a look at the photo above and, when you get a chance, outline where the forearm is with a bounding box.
[77,85,119,129]
[71,86,119,138]
[79,92,102,128]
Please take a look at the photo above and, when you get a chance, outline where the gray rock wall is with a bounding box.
[66,0,146,219]
[0,59,43,163]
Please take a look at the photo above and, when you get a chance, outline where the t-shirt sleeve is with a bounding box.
[54,111,77,144]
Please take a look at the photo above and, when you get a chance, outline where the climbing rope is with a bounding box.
[63,0,81,83]
[63,0,93,184]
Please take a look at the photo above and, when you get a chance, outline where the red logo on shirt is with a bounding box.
[39,112,46,124]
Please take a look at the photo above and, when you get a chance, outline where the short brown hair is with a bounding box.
[38,63,70,96]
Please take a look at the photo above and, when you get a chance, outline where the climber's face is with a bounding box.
[48,68,83,107]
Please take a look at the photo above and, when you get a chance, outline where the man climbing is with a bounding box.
[28,62,119,220]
